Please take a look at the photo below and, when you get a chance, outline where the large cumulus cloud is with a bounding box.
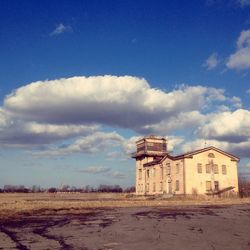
[4,75,226,132]
[1,75,249,160]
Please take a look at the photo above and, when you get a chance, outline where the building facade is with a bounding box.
[132,136,239,196]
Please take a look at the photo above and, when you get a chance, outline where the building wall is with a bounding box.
[136,156,154,195]
[184,149,239,195]
[136,158,185,195]
[135,148,239,196]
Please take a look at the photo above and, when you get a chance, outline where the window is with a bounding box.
[146,183,149,192]
[176,164,179,174]
[213,164,218,174]
[206,164,211,173]
[137,143,146,153]
[153,183,156,192]
[214,181,219,191]
[160,182,163,191]
[139,169,142,179]
[176,180,180,191]
[208,153,215,158]
[153,168,156,177]
[138,184,141,193]
[147,142,164,152]
[166,163,171,175]
[197,163,202,173]
[206,181,212,191]
[160,166,163,179]
[222,165,227,175]
[147,169,150,178]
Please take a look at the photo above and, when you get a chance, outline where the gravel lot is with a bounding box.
[0,198,250,250]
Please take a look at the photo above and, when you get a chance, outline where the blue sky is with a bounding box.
[0,0,250,188]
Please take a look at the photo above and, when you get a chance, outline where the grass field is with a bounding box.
[0,192,250,219]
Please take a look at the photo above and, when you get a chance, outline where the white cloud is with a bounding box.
[167,136,184,153]
[140,111,207,134]
[237,30,250,48]
[34,131,124,156]
[181,138,250,158]
[246,162,250,169]
[111,171,127,179]
[0,115,98,147]
[230,96,242,108]
[4,76,227,134]
[78,166,110,174]
[37,132,185,158]
[197,109,250,143]
[121,136,141,154]
[237,0,250,7]
[106,151,122,160]
[227,30,250,70]
[205,87,226,102]
[50,23,72,36]
[0,108,9,129]
[227,47,250,70]
[203,52,220,70]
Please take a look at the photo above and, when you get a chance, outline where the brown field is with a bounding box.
[0,193,250,249]
[0,193,250,219]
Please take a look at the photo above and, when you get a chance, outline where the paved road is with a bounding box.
[0,204,250,250]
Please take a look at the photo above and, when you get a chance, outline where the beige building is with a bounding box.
[132,136,239,196]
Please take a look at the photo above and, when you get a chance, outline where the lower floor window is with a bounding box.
[206,181,212,191]
[176,180,179,191]
[160,182,163,191]
[214,181,219,191]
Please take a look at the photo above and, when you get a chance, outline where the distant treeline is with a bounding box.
[239,176,250,198]
[0,184,135,193]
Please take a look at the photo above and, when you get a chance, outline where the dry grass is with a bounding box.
[0,193,250,219]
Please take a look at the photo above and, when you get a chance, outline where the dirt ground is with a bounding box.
[0,193,250,250]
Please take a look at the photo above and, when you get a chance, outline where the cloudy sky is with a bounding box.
[0,0,250,188]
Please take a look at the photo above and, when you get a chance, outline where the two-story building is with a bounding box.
[132,136,239,196]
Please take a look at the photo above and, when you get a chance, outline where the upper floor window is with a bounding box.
[166,163,171,175]
[197,163,202,173]
[147,169,150,178]
[206,164,211,173]
[138,169,142,179]
[153,168,156,177]
[213,164,218,174]
[222,165,227,175]
[176,164,179,174]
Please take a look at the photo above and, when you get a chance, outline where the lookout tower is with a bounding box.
[132,135,167,160]
[132,136,168,195]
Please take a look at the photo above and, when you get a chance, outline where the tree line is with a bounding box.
[238,176,250,198]
[0,184,135,193]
